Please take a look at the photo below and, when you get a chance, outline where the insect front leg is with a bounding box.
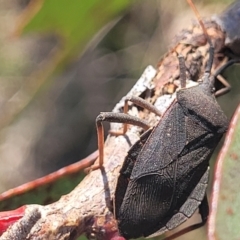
[86,95,162,172]
[214,59,240,97]
[85,112,150,172]
[215,74,231,97]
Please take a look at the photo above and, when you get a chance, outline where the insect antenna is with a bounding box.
[187,0,215,92]
[178,54,187,89]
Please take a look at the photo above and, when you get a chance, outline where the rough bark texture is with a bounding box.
[0,18,237,240]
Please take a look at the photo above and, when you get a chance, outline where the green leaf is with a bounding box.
[19,0,134,59]
[209,104,240,240]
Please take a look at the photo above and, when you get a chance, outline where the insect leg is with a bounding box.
[198,194,209,224]
[86,112,150,172]
[162,195,209,240]
[109,96,162,136]
[214,59,240,96]
[88,92,163,172]
[215,74,231,97]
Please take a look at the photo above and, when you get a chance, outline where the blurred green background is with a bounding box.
[0,0,238,239]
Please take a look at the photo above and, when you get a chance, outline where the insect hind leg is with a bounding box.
[85,112,150,173]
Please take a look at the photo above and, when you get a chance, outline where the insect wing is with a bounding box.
[115,129,152,219]
[131,101,186,178]
[148,167,209,238]
[117,102,188,238]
